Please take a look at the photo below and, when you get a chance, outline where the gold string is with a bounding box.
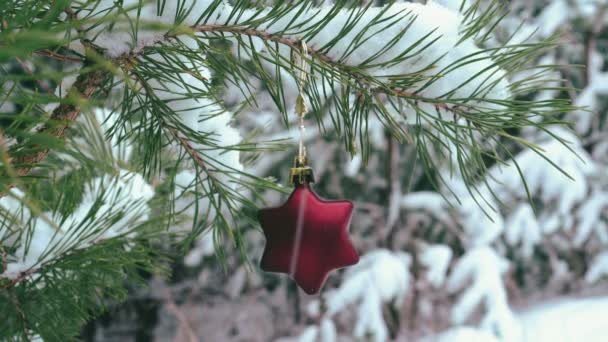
[295,41,309,164]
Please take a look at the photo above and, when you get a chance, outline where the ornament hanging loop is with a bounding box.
[295,41,310,162]
[290,41,314,185]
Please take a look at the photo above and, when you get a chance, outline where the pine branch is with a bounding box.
[4,0,573,203]
[1,67,107,192]
[0,1,592,340]
[33,49,82,63]
[189,24,455,111]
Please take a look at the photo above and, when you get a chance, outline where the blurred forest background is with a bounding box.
[1,0,607,341]
[79,0,607,341]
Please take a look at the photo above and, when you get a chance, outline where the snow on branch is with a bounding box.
[81,0,511,105]
[420,244,453,288]
[586,251,608,284]
[487,128,596,216]
[504,203,541,258]
[446,246,520,341]
[6,0,567,210]
[0,170,153,283]
[306,249,411,342]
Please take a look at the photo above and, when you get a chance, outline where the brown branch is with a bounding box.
[8,68,107,178]
[169,127,215,177]
[1,5,107,197]
[1,268,38,289]
[127,68,215,175]
[0,65,108,198]
[0,245,7,276]
[2,15,463,202]
[8,288,30,335]
[190,24,454,111]
[191,24,333,64]
[3,21,453,194]
[34,50,82,63]
[379,87,452,111]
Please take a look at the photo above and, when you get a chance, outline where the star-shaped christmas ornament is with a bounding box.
[258,159,359,294]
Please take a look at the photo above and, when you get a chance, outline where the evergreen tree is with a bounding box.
[0,0,579,340]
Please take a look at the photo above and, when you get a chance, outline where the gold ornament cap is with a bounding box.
[289,155,315,185]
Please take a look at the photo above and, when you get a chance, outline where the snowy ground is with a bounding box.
[517,296,608,342]
[429,296,608,342]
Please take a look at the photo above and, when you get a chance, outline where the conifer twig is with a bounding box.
[189,24,454,111]
[34,50,82,63]
[0,68,107,197]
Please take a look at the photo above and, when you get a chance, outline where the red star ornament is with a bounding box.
[258,182,359,294]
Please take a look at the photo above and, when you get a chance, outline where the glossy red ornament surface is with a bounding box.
[258,182,359,294]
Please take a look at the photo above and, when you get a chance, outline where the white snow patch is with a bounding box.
[1,170,154,280]
[574,192,608,247]
[423,326,499,342]
[420,244,453,287]
[518,296,608,342]
[446,246,520,341]
[586,252,608,284]
[307,249,411,342]
[504,203,541,258]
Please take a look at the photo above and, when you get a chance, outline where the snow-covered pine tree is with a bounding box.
[0,0,578,340]
[295,1,608,341]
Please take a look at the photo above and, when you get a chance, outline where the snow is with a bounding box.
[592,139,608,163]
[420,244,453,288]
[75,0,512,114]
[56,169,154,251]
[504,203,541,258]
[69,0,164,57]
[64,2,519,270]
[574,192,608,247]
[518,296,608,342]
[8,0,608,340]
[423,326,499,342]
[32,19,242,270]
[275,318,336,342]
[586,251,608,284]
[2,220,58,279]
[1,170,154,280]
[143,40,242,266]
[183,232,215,267]
[354,288,387,342]
[446,246,518,340]
[145,46,243,177]
[233,1,511,113]
[569,51,608,135]
[306,249,410,342]
[536,0,569,38]
[60,107,134,166]
[344,154,362,178]
[459,195,504,247]
[42,73,78,114]
[0,188,31,225]
[300,247,608,342]
[425,296,608,342]
[0,84,15,114]
[171,169,224,266]
[487,128,595,216]
[77,170,155,239]
[401,191,450,222]
[90,108,133,162]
